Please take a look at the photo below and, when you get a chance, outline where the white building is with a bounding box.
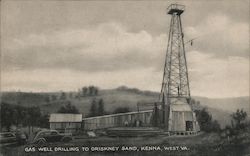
[49,113,82,133]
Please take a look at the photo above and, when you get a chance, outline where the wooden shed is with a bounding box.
[49,113,82,133]
[167,99,200,134]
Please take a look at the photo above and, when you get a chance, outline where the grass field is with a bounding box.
[1,132,250,156]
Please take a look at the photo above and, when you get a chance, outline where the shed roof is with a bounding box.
[49,113,82,122]
[82,110,153,121]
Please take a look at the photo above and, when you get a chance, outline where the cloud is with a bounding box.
[188,51,249,97]
[2,50,249,98]
[185,14,249,57]
[2,68,162,93]
[3,13,248,73]
[3,22,166,72]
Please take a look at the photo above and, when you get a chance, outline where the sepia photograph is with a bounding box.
[0,0,249,156]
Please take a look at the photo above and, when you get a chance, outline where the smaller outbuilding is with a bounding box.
[49,113,82,134]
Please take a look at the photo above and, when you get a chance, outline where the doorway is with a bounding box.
[186,121,193,131]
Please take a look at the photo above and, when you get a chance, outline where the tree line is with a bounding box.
[44,86,99,103]
[44,92,75,103]
[87,98,131,117]
[80,86,99,97]
[0,98,130,132]
[0,102,49,132]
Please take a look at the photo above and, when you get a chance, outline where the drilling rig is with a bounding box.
[158,4,200,135]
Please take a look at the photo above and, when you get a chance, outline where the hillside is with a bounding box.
[193,96,249,127]
[1,87,249,128]
[194,96,250,113]
[1,88,158,116]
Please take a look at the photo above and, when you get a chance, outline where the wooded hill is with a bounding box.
[1,86,249,128]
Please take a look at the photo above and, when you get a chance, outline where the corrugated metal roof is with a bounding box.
[82,110,153,121]
[49,113,82,122]
[171,104,192,112]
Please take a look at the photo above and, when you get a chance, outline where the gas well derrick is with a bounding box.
[158,4,199,134]
[160,4,190,102]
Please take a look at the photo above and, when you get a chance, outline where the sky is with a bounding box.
[1,0,249,98]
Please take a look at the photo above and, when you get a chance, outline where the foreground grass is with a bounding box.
[1,132,250,156]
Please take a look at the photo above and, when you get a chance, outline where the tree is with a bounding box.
[39,114,49,128]
[89,99,97,117]
[88,86,94,96]
[97,99,105,116]
[195,108,220,132]
[0,103,45,133]
[21,109,29,127]
[60,92,66,100]
[224,109,248,142]
[57,102,79,114]
[1,103,14,131]
[81,86,99,96]
[27,106,41,132]
[94,87,99,96]
[152,103,160,127]
[231,109,247,129]
[82,87,88,96]
[0,103,29,131]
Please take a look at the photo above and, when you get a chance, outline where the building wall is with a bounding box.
[169,111,200,132]
[82,111,153,130]
[50,122,81,133]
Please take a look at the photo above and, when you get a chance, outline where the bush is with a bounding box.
[223,109,248,140]
[57,102,79,114]
[195,108,221,132]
